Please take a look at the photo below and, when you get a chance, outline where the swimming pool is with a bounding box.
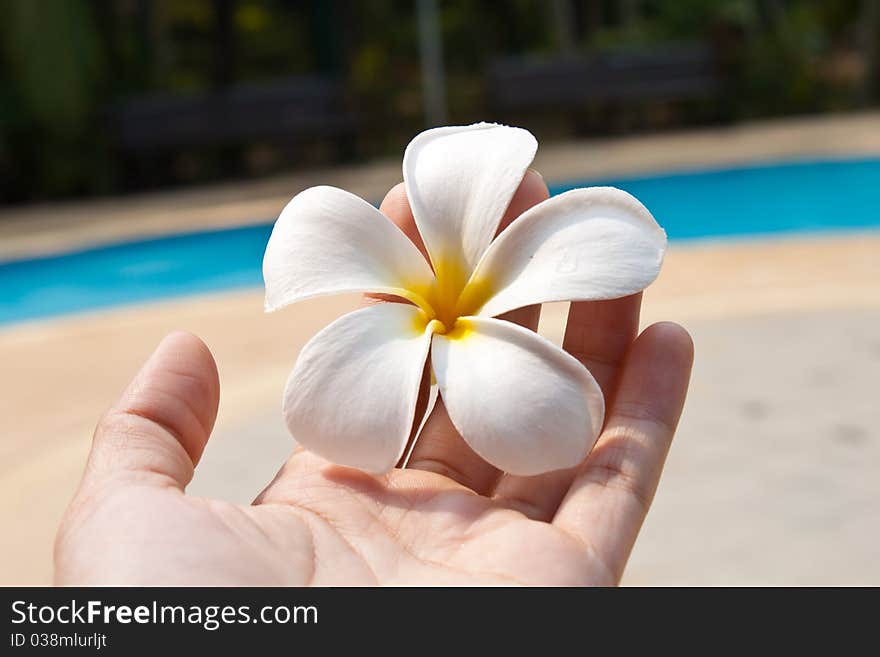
[2,157,879,325]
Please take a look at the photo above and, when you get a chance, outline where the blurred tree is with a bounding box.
[861,0,879,101]
[0,0,106,199]
[0,0,876,203]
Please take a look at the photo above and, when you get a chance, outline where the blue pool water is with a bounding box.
[2,157,879,325]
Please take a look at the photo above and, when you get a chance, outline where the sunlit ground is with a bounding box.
[2,113,879,585]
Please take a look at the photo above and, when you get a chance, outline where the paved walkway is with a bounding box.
[4,111,880,260]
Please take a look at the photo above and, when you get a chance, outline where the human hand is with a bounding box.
[55,173,693,586]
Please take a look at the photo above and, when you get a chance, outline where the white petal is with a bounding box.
[432,317,604,476]
[263,186,435,312]
[472,187,666,318]
[283,303,433,473]
[403,123,537,274]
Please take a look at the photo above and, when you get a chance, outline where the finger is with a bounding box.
[83,331,221,490]
[385,170,549,492]
[492,293,642,518]
[553,322,694,583]
[376,181,429,260]
[563,294,643,395]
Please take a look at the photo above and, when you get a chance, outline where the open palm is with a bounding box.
[55,176,693,586]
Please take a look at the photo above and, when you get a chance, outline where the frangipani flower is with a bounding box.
[263,123,666,476]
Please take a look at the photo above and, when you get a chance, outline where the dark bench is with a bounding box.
[488,42,722,122]
[112,75,358,184]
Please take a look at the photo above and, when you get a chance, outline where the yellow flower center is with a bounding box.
[407,255,494,339]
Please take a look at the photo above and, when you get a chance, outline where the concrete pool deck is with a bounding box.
[1,113,879,585]
[4,110,880,261]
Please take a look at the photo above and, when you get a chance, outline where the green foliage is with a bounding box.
[0,0,877,202]
[1,0,103,130]
[0,0,107,198]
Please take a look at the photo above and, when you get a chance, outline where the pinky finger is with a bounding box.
[553,322,694,583]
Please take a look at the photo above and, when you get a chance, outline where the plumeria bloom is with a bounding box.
[263,123,666,476]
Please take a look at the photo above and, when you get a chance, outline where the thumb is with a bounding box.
[83,331,220,490]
